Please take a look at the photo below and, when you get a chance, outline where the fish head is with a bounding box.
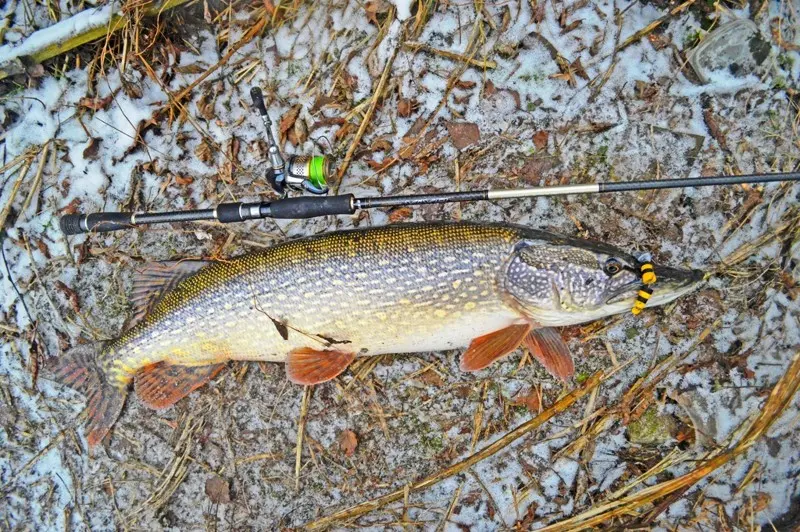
[503,234,704,327]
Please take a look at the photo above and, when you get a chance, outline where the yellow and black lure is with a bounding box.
[632,257,657,316]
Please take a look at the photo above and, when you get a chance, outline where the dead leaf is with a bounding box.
[417,368,444,387]
[484,80,496,96]
[279,105,301,144]
[398,98,416,118]
[703,107,728,151]
[570,57,589,80]
[195,140,214,164]
[455,80,477,90]
[562,19,582,33]
[512,387,542,413]
[338,429,358,457]
[335,122,353,142]
[532,1,546,23]
[532,130,549,151]
[365,0,390,25]
[446,122,480,150]
[388,206,413,222]
[78,95,113,111]
[83,137,102,160]
[54,281,80,312]
[289,117,308,146]
[205,476,231,504]
[175,175,194,186]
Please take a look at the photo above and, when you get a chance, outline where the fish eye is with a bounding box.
[604,259,622,275]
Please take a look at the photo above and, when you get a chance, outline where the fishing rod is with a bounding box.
[59,170,800,235]
[58,87,800,236]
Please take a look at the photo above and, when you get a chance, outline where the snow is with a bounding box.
[0,4,116,65]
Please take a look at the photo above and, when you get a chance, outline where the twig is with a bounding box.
[615,0,697,53]
[295,386,312,491]
[335,37,401,186]
[303,370,606,529]
[403,41,497,68]
[0,157,33,232]
[21,141,50,216]
[538,351,800,531]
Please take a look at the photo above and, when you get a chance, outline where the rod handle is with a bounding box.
[250,87,268,116]
[60,212,133,235]
[264,194,355,219]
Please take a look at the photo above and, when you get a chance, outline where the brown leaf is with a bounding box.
[54,281,80,312]
[397,98,415,118]
[367,158,394,172]
[417,368,444,387]
[195,140,214,164]
[205,476,231,504]
[455,80,477,90]
[371,138,393,152]
[446,122,480,150]
[484,80,496,96]
[174,175,194,186]
[279,105,301,143]
[78,95,113,111]
[532,130,549,151]
[83,137,102,160]
[512,388,542,413]
[338,429,358,457]
[703,108,728,151]
[562,19,582,33]
[570,57,589,80]
[533,2,546,23]
[388,206,413,222]
[365,0,391,25]
[335,122,353,142]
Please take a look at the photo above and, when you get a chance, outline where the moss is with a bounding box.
[627,406,677,445]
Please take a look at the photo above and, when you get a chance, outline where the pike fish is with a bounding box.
[51,223,702,446]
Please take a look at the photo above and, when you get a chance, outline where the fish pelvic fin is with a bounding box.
[286,348,356,385]
[460,324,532,372]
[48,344,128,447]
[523,327,574,381]
[135,362,226,409]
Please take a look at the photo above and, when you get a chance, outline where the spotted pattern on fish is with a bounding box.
[93,223,701,387]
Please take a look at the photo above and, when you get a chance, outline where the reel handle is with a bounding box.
[250,87,269,116]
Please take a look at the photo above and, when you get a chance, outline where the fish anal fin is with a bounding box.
[128,260,211,328]
[286,348,356,385]
[460,324,532,372]
[134,362,226,409]
[524,327,574,381]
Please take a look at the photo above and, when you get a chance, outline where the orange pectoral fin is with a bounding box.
[460,324,532,372]
[286,348,356,385]
[523,327,574,381]
[134,362,226,409]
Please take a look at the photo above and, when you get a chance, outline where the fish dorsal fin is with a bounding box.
[460,324,532,372]
[128,260,210,327]
[523,328,574,381]
[134,362,226,409]
[286,348,356,385]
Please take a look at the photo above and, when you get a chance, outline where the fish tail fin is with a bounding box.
[49,345,127,447]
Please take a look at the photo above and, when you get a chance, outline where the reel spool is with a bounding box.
[270,154,332,195]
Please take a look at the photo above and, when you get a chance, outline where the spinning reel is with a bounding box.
[250,87,332,196]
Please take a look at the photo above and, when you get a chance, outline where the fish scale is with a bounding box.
[103,224,524,384]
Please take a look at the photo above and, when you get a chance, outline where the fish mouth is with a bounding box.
[606,266,705,305]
